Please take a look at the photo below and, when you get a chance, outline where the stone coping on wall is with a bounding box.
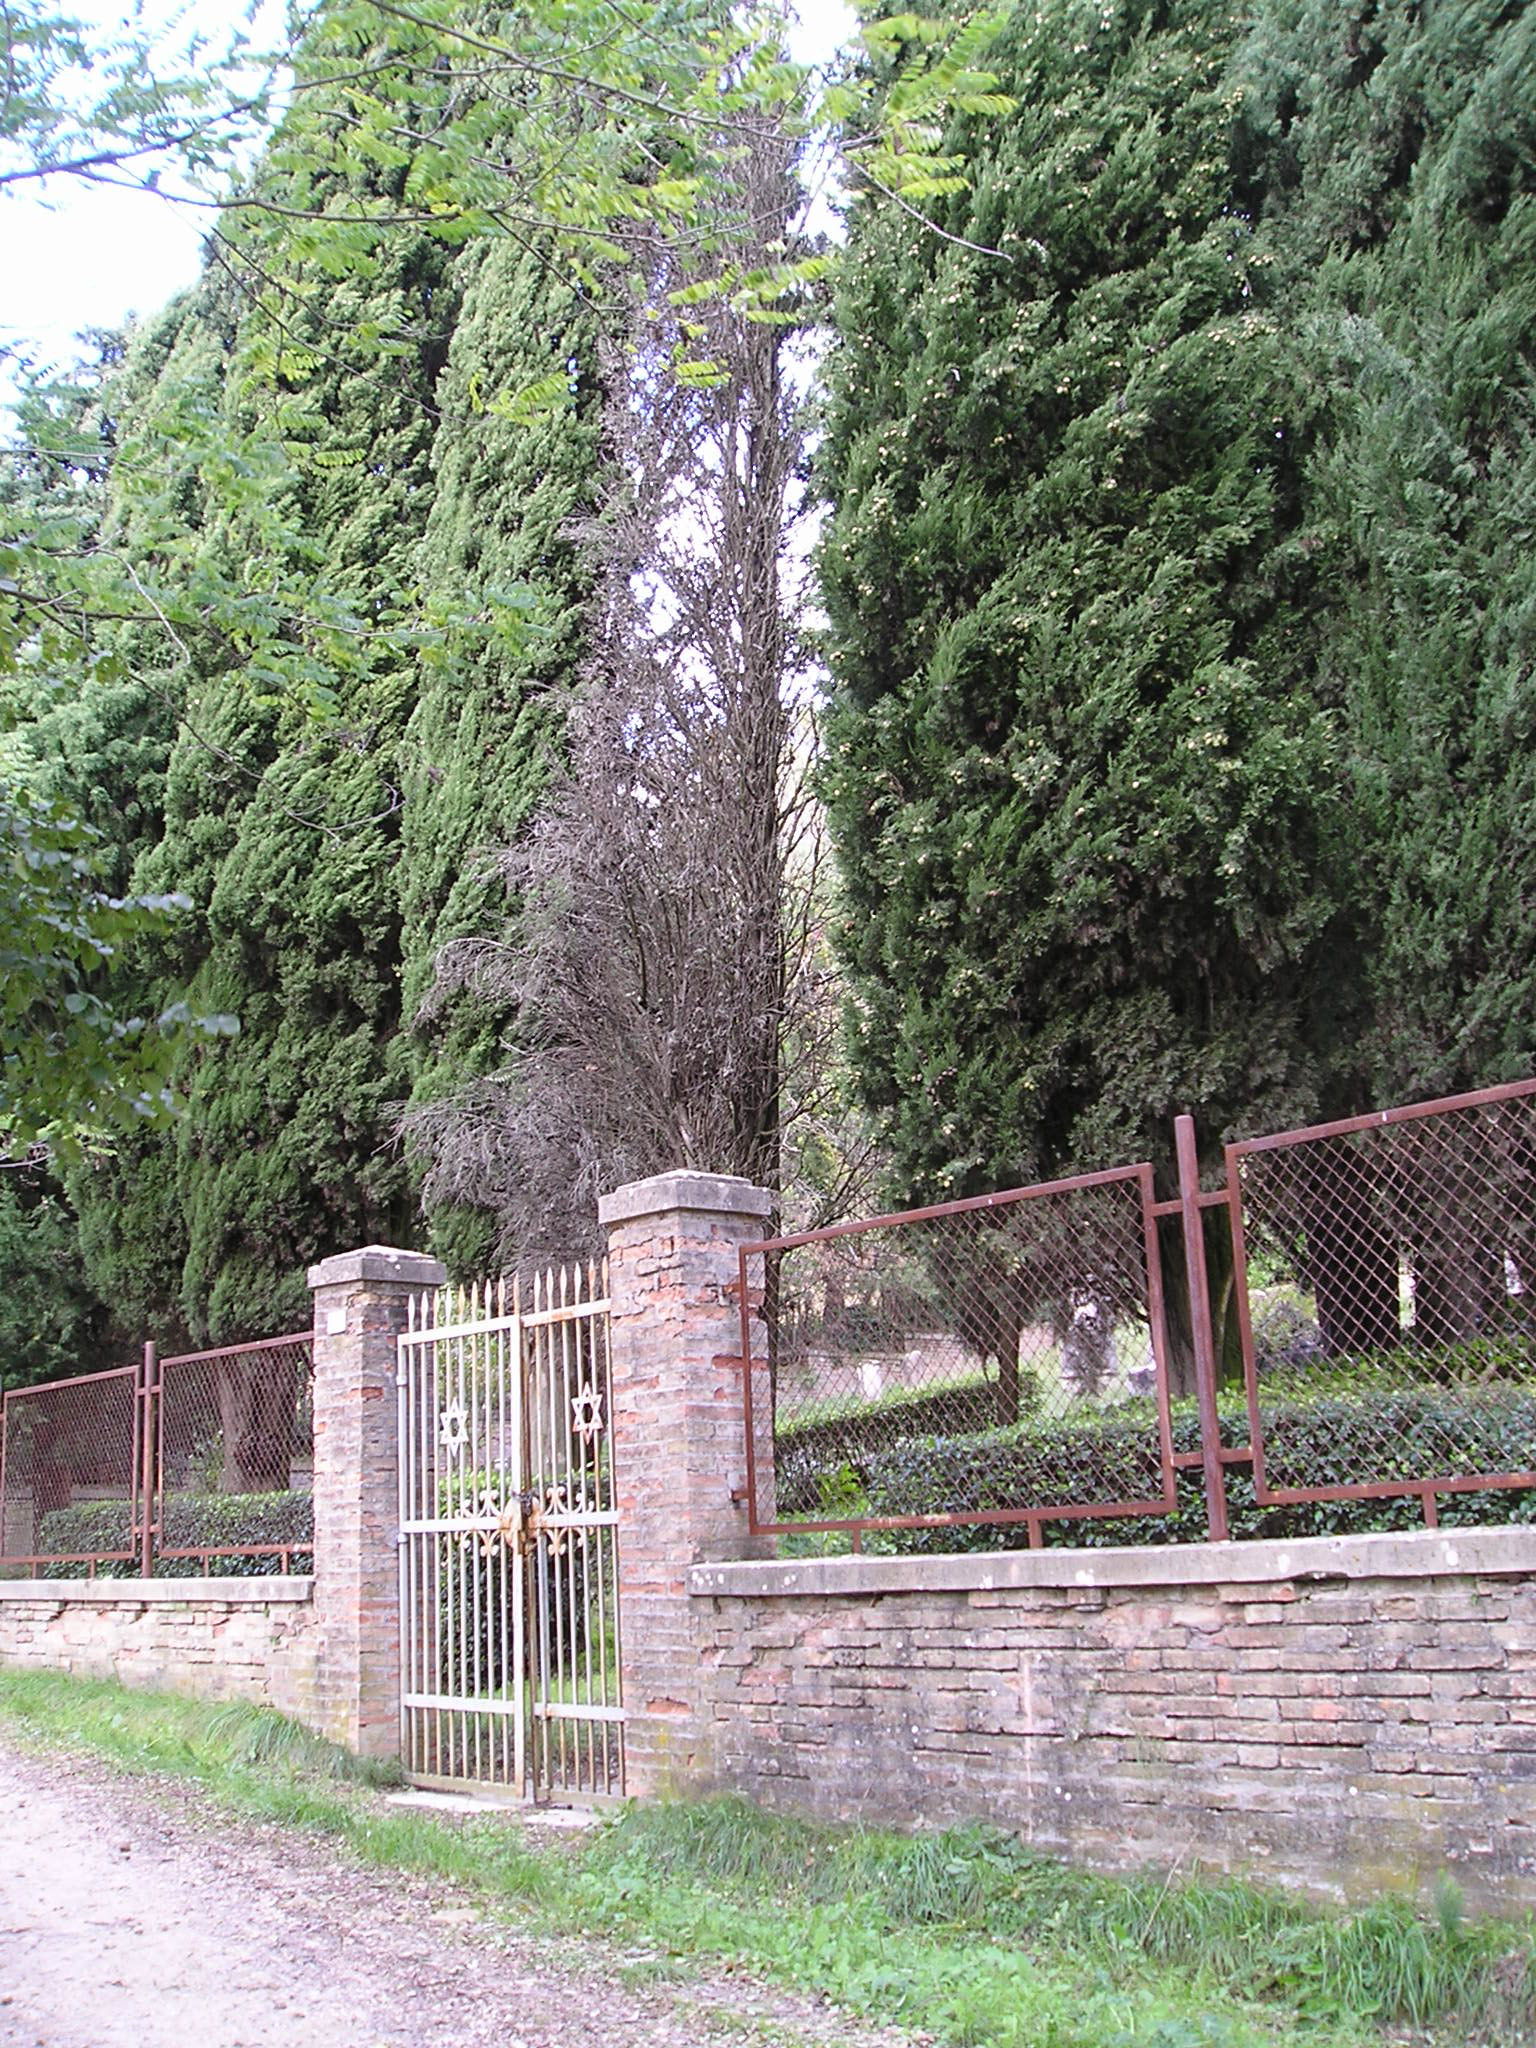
[0,1576,314,1604]
[598,1169,774,1228]
[689,1526,1536,1599]
[307,1244,445,1289]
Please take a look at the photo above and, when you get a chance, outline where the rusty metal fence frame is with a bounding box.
[0,1361,146,1572]
[738,1081,1536,1551]
[1226,1077,1536,1529]
[0,1331,314,1576]
[5,1078,1533,1572]
[738,1163,1182,1549]
[151,1333,316,1573]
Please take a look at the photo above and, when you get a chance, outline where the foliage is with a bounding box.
[404,121,832,1257]
[818,0,1351,1207]
[0,322,229,1169]
[0,1670,399,1787]
[1228,0,1536,1105]
[0,781,236,1157]
[48,120,463,1340]
[1247,1285,1323,1374]
[0,1168,107,1391]
[818,0,1536,1212]
[1,0,1013,1330]
[777,1374,1023,1514]
[398,237,604,1271]
[0,0,266,199]
[844,1385,1536,1552]
[36,1487,313,1577]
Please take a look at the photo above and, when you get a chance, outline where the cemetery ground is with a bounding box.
[0,1675,1532,2048]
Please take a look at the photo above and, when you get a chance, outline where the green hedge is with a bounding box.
[777,1378,1025,1515]
[37,1490,313,1578]
[823,1386,1536,1553]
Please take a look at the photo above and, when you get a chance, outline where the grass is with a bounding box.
[2,1669,1533,2048]
[778,1360,997,1431]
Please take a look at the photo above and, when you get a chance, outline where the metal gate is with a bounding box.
[396,1263,623,1801]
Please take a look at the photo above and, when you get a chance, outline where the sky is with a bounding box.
[0,0,855,398]
[0,0,273,392]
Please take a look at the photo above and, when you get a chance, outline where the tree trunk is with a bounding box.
[1158,1208,1245,1400]
[993,1304,1025,1426]
[1413,1245,1502,1348]
[217,1355,295,1493]
[1306,1202,1399,1355]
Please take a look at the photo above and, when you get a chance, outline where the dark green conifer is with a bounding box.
[400,239,602,1268]
[1232,0,1536,1101]
[134,229,456,1340]
[819,0,1351,1206]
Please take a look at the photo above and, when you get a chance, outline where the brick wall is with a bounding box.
[308,1244,444,1758]
[601,1171,774,1796]
[691,1528,1536,1912]
[0,1578,319,1725]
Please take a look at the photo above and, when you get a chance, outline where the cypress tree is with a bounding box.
[10,295,225,893]
[399,238,603,1270]
[14,212,609,1339]
[55,112,462,1342]
[4,304,228,1358]
[1229,0,1536,1102]
[0,1171,110,1392]
[819,0,1352,1209]
[140,224,456,1341]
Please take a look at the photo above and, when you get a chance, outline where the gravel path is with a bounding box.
[0,1735,915,2048]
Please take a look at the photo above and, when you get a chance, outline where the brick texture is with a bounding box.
[600,1171,775,1795]
[308,1244,445,1760]
[0,1585,318,1723]
[691,1551,1536,1910]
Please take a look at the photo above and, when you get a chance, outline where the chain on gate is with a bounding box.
[396,1263,624,1800]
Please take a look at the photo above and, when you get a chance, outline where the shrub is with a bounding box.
[1248,1284,1324,1372]
[38,1490,313,1578]
[776,1377,1027,1514]
[839,1385,1536,1553]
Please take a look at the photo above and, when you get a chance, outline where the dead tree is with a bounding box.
[405,118,853,1260]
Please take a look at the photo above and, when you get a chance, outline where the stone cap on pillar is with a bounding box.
[598,1170,773,1230]
[307,1245,447,1290]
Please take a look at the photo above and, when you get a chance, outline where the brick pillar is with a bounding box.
[307,1244,445,1759]
[600,1169,774,1796]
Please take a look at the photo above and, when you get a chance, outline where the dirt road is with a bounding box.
[0,1736,908,2048]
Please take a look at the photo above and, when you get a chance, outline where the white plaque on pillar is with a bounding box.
[327,1306,347,1334]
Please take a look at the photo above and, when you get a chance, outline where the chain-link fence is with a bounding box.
[740,1080,1536,1549]
[741,1167,1176,1546]
[7,1079,1535,1572]
[1230,1081,1536,1520]
[155,1335,315,1572]
[0,1365,143,1570]
[0,1334,313,1576]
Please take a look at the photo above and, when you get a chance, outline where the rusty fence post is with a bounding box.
[139,1340,157,1578]
[1175,1114,1230,1542]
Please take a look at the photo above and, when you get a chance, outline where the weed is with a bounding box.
[583,1797,1536,2039]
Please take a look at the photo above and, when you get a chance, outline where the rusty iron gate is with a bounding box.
[396,1263,624,1802]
